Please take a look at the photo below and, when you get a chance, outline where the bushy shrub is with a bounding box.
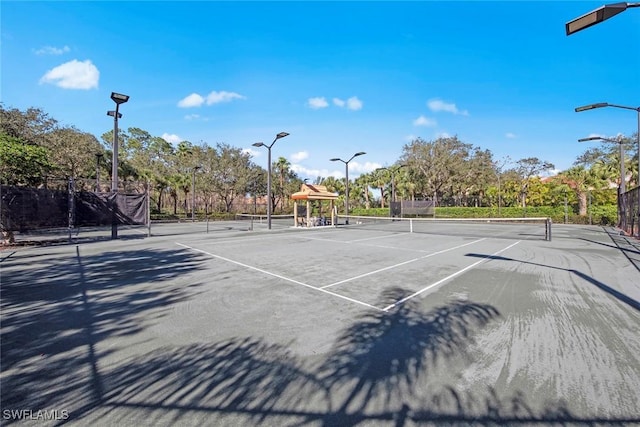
[340,205,618,225]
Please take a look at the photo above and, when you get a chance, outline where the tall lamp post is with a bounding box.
[253,132,289,229]
[95,153,104,192]
[330,151,366,224]
[107,91,129,239]
[566,2,640,35]
[192,165,201,222]
[576,102,640,236]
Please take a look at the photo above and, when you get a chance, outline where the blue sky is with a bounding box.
[2,1,639,180]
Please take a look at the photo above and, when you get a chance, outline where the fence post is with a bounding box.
[68,177,74,243]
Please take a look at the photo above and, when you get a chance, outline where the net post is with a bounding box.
[546,217,552,241]
[146,180,151,237]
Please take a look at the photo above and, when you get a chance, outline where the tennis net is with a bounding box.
[336,215,552,241]
[235,213,295,230]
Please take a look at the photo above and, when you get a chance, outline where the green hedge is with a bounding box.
[349,205,617,226]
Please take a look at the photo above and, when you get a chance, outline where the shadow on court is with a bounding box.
[5,286,633,426]
[465,253,640,312]
[0,246,207,420]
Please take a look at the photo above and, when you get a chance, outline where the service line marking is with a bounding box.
[175,242,383,311]
[321,238,486,289]
[382,240,521,311]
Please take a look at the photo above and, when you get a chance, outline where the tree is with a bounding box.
[558,166,597,216]
[370,169,388,208]
[514,157,555,209]
[0,133,52,186]
[274,156,291,213]
[400,136,493,203]
[354,174,373,209]
[0,104,58,144]
[47,126,102,180]
[208,143,255,212]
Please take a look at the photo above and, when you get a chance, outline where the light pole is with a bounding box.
[566,2,640,35]
[107,91,129,239]
[330,151,366,224]
[579,135,627,227]
[95,153,103,192]
[576,102,640,235]
[192,165,201,222]
[253,132,289,229]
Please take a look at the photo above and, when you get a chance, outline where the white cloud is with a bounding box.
[39,59,99,89]
[324,160,380,179]
[333,98,345,107]
[413,115,437,127]
[178,91,245,108]
[291,164,337,179]
[290,151,309,162]
[184,114,200,120]
[178,93,205,108]
[506,132,517,139]
[206,90,245,105]
[308,97,329,109]
[161,133,182,144]
[436,132,451,139]
[34,45,70,55]
[427,98,469,116]
[346,96,363,111]
[349,161,382,174]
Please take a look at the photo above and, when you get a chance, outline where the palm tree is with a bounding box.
[274,156,291,213]
[355,173,372,209]
[370,169,388,209]
[561,166,602,216]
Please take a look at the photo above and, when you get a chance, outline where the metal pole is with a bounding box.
[619,138,626,229]
[192,168,196,222]
[636,110,640,237]
[147,180,151,237]
[391,171,396,203]
[619,138,626,195]
[267,145,272,230]
[111,104,119,240]
[345,162,349,224]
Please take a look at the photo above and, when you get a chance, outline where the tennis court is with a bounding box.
[1,218,639,426]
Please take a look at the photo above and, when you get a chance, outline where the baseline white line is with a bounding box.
[347,233,404,243]
[176,242,383,311]
[382,241,521,311]
[321,238,486,289]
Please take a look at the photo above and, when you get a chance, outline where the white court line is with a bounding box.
[175,242,384,311]
[347,233,404,243]
[289,234,440,254]
[382,240,521,311]
[321,238,486,289]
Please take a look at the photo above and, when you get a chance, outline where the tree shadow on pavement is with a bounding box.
[0,245,207,419]
[4,261,638,427]
[316,287,500,425]
[465,252,640,312]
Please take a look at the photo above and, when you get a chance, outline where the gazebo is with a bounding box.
[291,183,338,227]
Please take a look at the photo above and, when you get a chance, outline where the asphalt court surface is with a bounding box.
[2,220,639,426]
[174,227,527,311]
